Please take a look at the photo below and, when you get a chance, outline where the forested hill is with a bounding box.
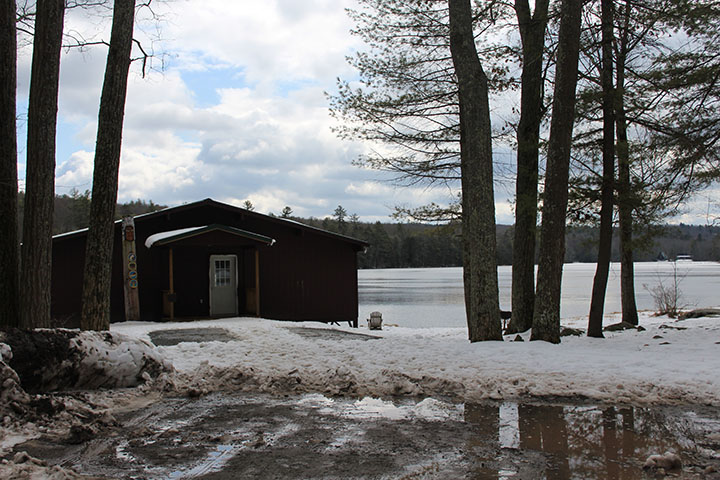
[303,217,720,268]
[17,191,166,235]
[28,193,720,268]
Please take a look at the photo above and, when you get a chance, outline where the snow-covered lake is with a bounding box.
[358,261,720,328]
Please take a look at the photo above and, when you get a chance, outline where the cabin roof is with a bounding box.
[53,198,369,250]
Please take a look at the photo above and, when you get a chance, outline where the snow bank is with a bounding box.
[69,331,173,390]
[0,343,31,419]
[0,329,172,392]
[112,311,720,406]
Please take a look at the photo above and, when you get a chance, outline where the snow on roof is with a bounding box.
[52,227,94,240]
[144,224,275,248]
[145,227,206,248]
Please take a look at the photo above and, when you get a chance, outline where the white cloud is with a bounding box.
[56,151,95,190]
[345,182,394,197]
[153,0,361,87]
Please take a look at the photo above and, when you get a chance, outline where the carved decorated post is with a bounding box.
[122,216,140,321]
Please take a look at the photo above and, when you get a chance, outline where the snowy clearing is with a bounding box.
[111,310,720,406]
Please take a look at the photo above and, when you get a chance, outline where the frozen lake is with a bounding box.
[358,262,720,328]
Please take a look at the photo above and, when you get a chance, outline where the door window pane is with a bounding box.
[214,259,231,286]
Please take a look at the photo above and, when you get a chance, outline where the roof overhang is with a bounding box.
[145,224,275,249]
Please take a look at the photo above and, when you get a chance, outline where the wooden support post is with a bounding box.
[122,217,140,321]
[255,249,260,316]
[169,247,175,320]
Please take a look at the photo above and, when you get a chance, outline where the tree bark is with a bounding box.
[587,0,615,338]
[20,0,65,329]
[0,0,19,329]
[448,0,502,342]
[81,0,136,331]
[531,0,583,343]
[508,0,549,334]
[615,1,639,326]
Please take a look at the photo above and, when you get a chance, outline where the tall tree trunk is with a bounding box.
[448,0,502,342]
[615,1,638,325]
[587,0,615,338]
[0,0,19,329]
[81,0,136,331]
[531,0,583,343]
[20,0,65,329]
[508,0,549,334]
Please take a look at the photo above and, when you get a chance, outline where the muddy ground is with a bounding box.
[3,327,720,479]
[7,391,720,480]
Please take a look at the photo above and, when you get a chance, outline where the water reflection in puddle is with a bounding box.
[463,402,719,479]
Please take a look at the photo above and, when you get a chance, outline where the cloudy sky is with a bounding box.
[15,0,715,224]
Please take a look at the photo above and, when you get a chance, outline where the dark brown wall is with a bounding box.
[51,201,363,325]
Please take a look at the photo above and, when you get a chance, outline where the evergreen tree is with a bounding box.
[646,1,720,185]
[532,0,583,343]
[0,0,19,329]
[329,0,511,215]
[20,0,66,329]
[334,205,348,233]
[449,0,502,341]
[587,0,615,338]
[508,0,550,334]
[81,0,137,331]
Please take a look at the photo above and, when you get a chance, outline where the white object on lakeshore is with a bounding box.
[367,311,383,330]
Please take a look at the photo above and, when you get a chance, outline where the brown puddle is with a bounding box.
[9,394,720,479]
[464,402,720,479]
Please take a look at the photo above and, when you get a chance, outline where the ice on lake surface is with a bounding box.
[358,261,720,328]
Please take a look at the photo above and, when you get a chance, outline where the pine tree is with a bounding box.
[0,0,19,329]
[587,0,615,338]
[81,0,136,330]
[532,0,583,343]
[20,0,66,329]
[449,0,502,341]
[508,0,550,334]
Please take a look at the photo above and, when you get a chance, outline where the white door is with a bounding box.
[210,255,238,316]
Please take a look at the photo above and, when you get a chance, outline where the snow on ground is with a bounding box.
[111,310,720,406]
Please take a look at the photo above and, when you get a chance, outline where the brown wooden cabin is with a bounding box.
[51,199,368,326]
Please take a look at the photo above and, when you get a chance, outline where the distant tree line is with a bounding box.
[288,205,720,268]
[35,195,720,267]
[308,216,465,269]
[16,191,166,236]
